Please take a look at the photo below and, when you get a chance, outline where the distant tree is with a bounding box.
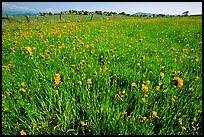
[39,12,43,16]
[182,11,189,16]
[48,12,52,15]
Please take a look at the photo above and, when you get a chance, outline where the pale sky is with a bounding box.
[2,2,202,15]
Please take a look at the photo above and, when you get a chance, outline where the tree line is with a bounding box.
[39,10,130,16]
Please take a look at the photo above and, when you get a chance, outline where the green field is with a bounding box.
[2,14,136,24]
[2,16,202,135]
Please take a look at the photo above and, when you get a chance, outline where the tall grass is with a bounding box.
[2,16,202,135]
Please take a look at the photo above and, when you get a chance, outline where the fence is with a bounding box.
[2,14,135,25]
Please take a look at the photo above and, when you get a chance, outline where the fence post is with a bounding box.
[91,14,94,21]
[60,14,62,22]
[25,16,30,24]
[6,14,11,23]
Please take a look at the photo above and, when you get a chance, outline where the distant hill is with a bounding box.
[2,10,39,16]
[131,12,181,17]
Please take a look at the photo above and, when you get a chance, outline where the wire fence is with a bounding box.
[2,14,136,25]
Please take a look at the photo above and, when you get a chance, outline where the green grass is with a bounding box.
[2,14,136,24]
[2,16,202,135]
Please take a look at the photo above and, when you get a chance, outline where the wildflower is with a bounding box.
[6,92,10,96]
[181,126,186,131]
[87,79,92,85]
[146,80,150,85]
[197,110,202,113]
[156,86,160,91]
[55,90,59,95]
[96,110,100,113]
[2,94,6,98]
[131,82,137,87]
[189,87,193,92]
[20,88,26,93]
[142,98,146,102]
[54,74,61,86]
[173,77,183,88]
[194,76,199,81]
[77,81,82,85]
[160,72,164,79]
[5,64,12,70]
[177,118,182,125]
[163,89,167,93]
[141,84,148,92]
[19,130,27,135]
[104,68,108,72]
[32,123,37,127]
[80,60,85,65]
[192,126,196,131]
[161,66,165,70]
[82,73,86,77]
[21,82,25,87]
[90,44,94,48]
[25,46,32,53]
[136,63,141,67]
[80,121,87,126]
[152,111,159,119]
[59,43,65,50]
[122,111,127,115]
[140,116,147,123]
[173,58,177,62]
[3,107,8,112]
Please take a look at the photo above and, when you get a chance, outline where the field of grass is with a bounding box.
[2,14,136,24]
[2,16,202,135]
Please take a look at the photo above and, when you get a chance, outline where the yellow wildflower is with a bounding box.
[142,116,147,122]
[80,121,87,126]
[122,111,127,115]
[136,63,141,67]
[192,126,196,131]
[87,79,92,85]
[55,90,59,95]
[156,86,160,91]
[32,123,37,127]
[141,84,148,92]
[21,82,25,87]
[142,98,146,102]
[5,64,12,70]
[146,80,150,85]
[177,118,182,125]
[77,81,82,85]
[181,126,186,131]
[131,82,137,87]
[19,130,27,135]
[54,74,61,86]
[197,110,202,113]
[160,72,164,79]
[20,88,26,93]
[103,68,108,72]
[59,43,65,50]
[3,107,8,112]
[152,111,159,119]
[173,77,183,88]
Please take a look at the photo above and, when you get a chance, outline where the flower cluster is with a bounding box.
[173,77,183,88]
[54,74,61,86]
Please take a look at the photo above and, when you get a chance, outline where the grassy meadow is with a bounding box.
[2,16,202,135]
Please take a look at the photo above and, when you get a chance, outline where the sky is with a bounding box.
[2,2,202,16]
